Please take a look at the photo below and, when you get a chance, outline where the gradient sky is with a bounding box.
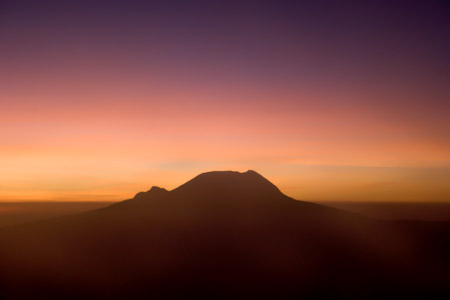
[1,0,449,202]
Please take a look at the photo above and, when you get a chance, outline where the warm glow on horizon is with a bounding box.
[1,1,449,203]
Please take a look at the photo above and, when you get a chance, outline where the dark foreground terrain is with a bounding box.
[0,171,449,299]
[3,201,450,229]
[324,201,450,221]
[0,202,114,228]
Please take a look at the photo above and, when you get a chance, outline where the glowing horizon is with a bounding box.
[1,1,449,203]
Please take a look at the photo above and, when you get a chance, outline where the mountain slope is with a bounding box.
[0,170,449,298]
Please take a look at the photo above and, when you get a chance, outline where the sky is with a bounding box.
[0,0,449,202]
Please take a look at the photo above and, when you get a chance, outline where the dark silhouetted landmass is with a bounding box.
[323,201,450,221]
[0,170,449,299]
[0,202,114,228]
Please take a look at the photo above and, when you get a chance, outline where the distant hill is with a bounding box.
[0,170,449,299]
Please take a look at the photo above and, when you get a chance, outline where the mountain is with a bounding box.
[0,170,449,299]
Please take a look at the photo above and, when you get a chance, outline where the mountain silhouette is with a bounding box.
[109,170,319,211]
[0,170,449,299]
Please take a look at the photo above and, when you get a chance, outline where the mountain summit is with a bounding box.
[109,170,293,210]
[172,170,283,198]
[1,170,449,298]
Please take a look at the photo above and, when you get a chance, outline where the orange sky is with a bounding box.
[1,84,449,202]
[1,1,449,203]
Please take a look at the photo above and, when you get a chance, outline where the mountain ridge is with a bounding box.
[0,170,449,298]
[107,170,299,211]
